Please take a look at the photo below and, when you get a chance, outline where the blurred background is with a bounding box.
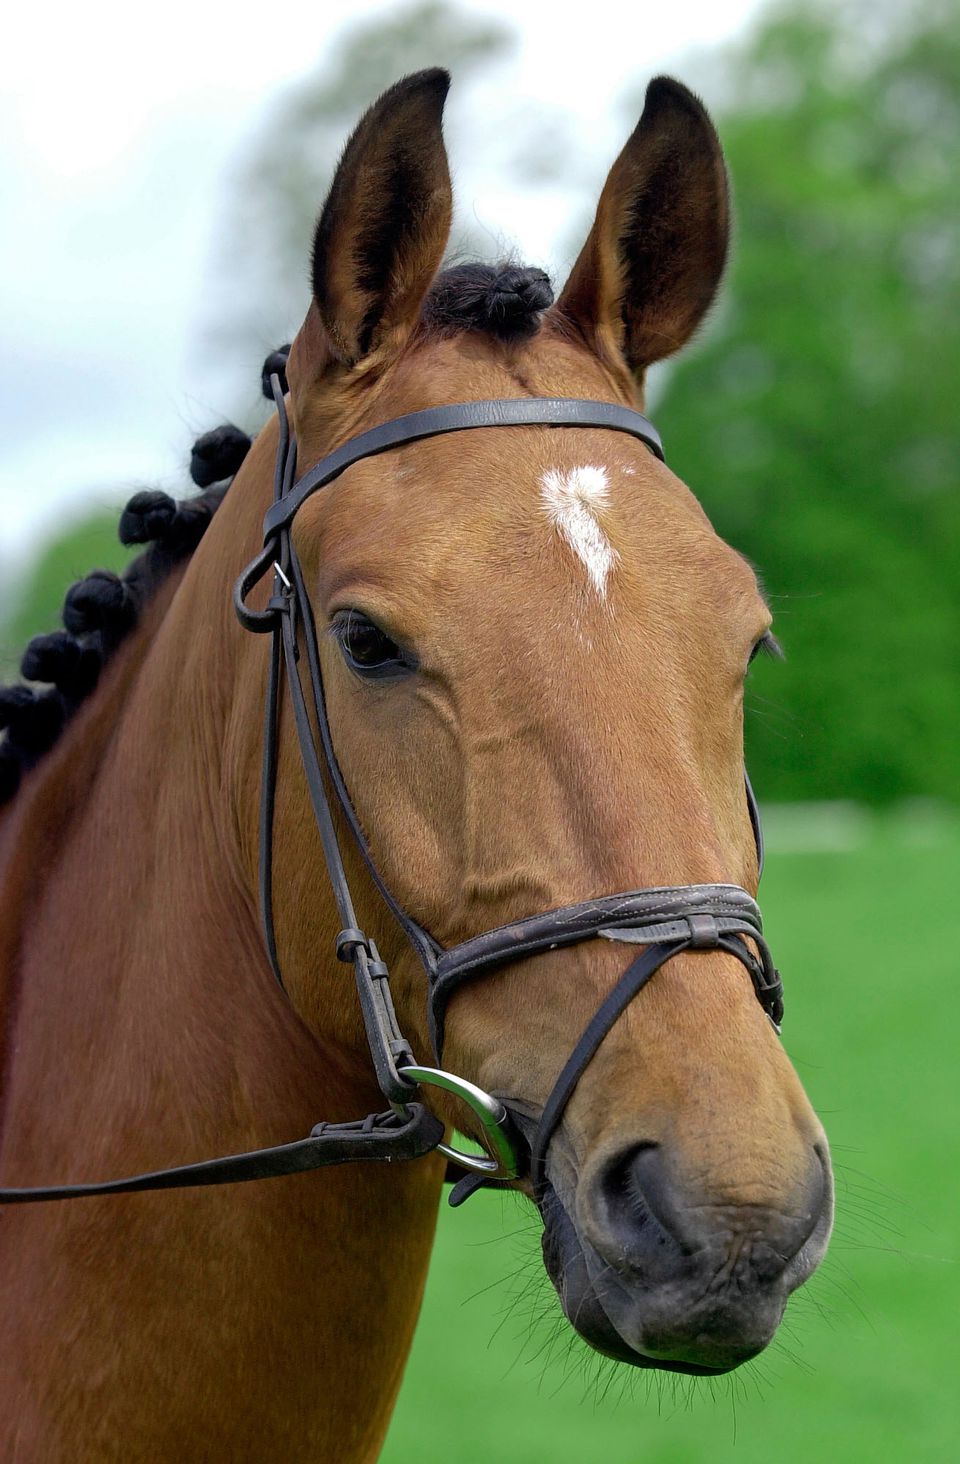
[1,0,955,1457]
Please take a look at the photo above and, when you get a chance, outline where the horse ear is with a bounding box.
[554,77,729,379]
[309,69,452,368]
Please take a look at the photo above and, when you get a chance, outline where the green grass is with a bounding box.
[383,814,959,1463]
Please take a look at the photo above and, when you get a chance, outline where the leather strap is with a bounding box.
[428,885,781,1058]
[529,942,673,1198]
[263,398,665,540]
[746,768,764,878]
[257,375,297,988]
[526,920,782,1200]
[286,547,443,978]
[277,578,418,1105]
[0,1105,444,1204]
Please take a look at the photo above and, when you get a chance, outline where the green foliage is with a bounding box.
[648,0,958,802]
[385,817,960,1462]
[0,508,131,675]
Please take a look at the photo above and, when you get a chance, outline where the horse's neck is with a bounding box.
[0,548,442,1462]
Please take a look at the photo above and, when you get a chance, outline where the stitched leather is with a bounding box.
[427,886,778,1057]
[435,884,763,977]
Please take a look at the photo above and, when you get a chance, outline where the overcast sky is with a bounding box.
[0,0,763,560]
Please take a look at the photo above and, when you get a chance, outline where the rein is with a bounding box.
[0,386,782,1208]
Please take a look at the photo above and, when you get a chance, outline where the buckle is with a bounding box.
[396,1065,521,1178]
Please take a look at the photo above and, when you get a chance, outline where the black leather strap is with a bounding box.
[529,942,674,1198]
[272,569,417,1106]
[262,398,664,540]
[286,546,443,978]
[527,915,783,1200]
[428,884,777,1058]
[745,768,764,878]
[434,884,762,979]
[257,374,297,988]
[0,1105,444,1204]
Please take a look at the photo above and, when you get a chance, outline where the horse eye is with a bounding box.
[333,611,415,678]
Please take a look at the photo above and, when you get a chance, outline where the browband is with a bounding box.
[262,397,665,539]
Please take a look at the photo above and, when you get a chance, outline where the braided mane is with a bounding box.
[0,349,291,805]
[0,261,554,806]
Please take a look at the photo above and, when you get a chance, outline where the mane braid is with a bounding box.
[0,357,289,805]
[421,262,554,341]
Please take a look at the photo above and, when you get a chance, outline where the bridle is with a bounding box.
[0,385,783,1208]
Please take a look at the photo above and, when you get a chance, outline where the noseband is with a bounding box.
[0,387,782,1208]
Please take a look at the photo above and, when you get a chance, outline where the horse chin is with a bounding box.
[538,1181,758,1377]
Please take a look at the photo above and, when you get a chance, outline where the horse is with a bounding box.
[0,69,833,1461]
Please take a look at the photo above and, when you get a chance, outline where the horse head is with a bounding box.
[222,69,832,1376]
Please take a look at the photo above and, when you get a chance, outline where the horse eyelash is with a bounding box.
[751,631,784,663]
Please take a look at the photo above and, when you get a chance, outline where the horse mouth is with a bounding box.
[536,1179,737,1374]
[535,1172,831,1375]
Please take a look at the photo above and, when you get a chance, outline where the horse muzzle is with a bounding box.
[538,1138,834,1373]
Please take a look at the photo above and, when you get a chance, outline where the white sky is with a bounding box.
[0,0,763,563]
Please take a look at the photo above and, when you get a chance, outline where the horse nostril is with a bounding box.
[589,1142,828,1280]
[591,1143,687,1263]
[617,1144,684,1235]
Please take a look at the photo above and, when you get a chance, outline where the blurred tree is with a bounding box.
[643,0,959,802]
[7,0,955,807]
[196,1,514,412]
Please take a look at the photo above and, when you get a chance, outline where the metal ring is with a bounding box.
[397,1065,521,1178]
